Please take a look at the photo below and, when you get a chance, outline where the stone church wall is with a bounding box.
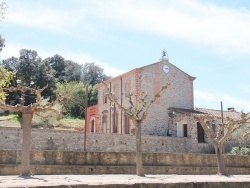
[139,60,195,136]
[0,127,240,153]
[96,60,196,137]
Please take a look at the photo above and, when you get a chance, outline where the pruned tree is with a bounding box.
[105,82,171,176]
[32,99,62,129]
[193,112,250,175]
[243,125,250,138]
[0,85,68,176]
[230,121,250,146]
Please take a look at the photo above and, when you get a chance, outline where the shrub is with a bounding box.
[229,146,250,155]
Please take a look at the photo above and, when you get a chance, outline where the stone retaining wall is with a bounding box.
[0,127,239,153]
[1,150,250,175]
[1,150,250,167]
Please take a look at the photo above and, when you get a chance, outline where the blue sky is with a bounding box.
[1,0,250,111]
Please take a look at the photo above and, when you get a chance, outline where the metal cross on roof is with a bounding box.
[162,48,166,58]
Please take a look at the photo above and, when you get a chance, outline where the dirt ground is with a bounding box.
[0,117,84,131]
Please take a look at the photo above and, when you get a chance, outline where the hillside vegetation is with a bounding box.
[0,114,84,131]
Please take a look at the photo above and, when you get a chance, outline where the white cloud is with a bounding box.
[61,51,125,77]
[195,90,250,112]
[104,0,250,54]
[5,0,250,55]
[4,2,91,38]
[79,0,250,55]
[1,43,21,58]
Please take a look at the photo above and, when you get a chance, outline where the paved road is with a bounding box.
[0,174,250,187]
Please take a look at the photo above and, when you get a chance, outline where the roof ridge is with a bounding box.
[195,107,240,113]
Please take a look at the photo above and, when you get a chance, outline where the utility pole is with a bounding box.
[221,101,225,153]
[221,101,224,124]
[84,85,88,152]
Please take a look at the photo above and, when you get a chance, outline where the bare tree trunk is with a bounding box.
[0,85,67,176]
[215,143,226,175]
[135,120,144,176]
[20,112,34,176]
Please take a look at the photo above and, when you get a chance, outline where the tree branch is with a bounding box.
[35,108,62,121]
[0,102,23,112]
[2,86,36,94]
[104,83,131,115]
[193,114,217,147]
[243,132,250,138]
[141,83,171,121]
[220,112,250,144]
[35,92,68,113]
[35,84,48,105]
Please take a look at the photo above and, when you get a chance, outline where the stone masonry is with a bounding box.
[1,150,250,176]
[0,127,240,153]
[95,58,196,136]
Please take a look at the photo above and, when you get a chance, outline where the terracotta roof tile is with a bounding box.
[168,107,206,115]
[168,107,241,119]
[195,107,241,119]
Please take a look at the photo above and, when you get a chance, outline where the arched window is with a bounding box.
[125,82,131,97]
[124,114,130,134]
[103,92,108,104]
[89,117,95,133]
[113,85,119,100]
[91,119,95,133]
[102,115,107,133]
[112,111,118,133]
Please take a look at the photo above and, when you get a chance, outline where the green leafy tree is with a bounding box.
[57,82,97,118]
[81,62,111,85]
[34,60,56,99]
[16,49,56,105]
[1,56,18,72]
[88,84,98,106]
[17,49,41,86]
[46,54,66,82]
[45,55,82,83]
[0,35,5,52]
[1,57,20,105]
[65,60,82,82]
[0,65,13,100]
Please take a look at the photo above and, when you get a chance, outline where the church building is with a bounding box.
[86,57,196,136]
[86,56,244,152]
